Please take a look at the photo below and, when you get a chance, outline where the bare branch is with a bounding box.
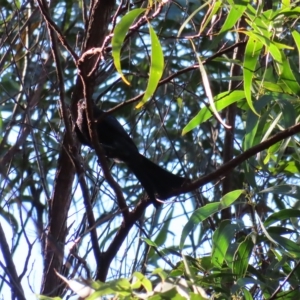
[0,222,25,300]
[182,122,300,195]
[35,0,79,62]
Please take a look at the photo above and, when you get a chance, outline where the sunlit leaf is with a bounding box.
[257,81,293,94]
[242,31,283,62]
[243,37,263,116]
[282,161,300,173]
[242,288,253,300]
[220,0,249,33]
[112,8,146,85]
[177,97,183,109]
[182,90,245,135]
[151,268,168,282]
[292,30,300,57]
[90,278,131,299]
[272,6,300,19]
[133,272,152,293]
[136,24,164,108]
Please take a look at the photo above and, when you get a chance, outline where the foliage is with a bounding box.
[1,0,300,299]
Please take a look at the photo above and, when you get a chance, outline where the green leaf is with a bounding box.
[221,189,245,207]
[211,220,237,267]
[155,287,187,300]
[235,275,268,290]
[257,81,293,94]
[292,30,300,57]
[274,290,300,300]
[279,55,300,95]
[133,272,152,293]
[112,8,146,85]
[190,292,209,300]
[282,0,290,7]
[257,214,279,246]
[282,161,300,174]
[143,238,158,247]
[243,95,271,150]
[268,233,300,258]
[182,90,245,135]
[243,37,263,116]
[89,278,131,299]
[243,31,283,62]
[260,184,300,199]
[242,288,254,300]
[278,99,296,128]
[37,296,62,300]
[193,46,229,130]
[154,208,173,246]
[177,97,183,109]
[136,24,164,108]
[219,0,249,33]
[262,112,282,141]
[151,268,168,282]
[180,190,244,248]
[272,7,300,19]
[263,209,300,227]
[244,7,271,37]
[233,236,254,278]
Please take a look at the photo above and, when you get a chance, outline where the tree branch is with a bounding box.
[0,222,25,300]
[181,122,300,195]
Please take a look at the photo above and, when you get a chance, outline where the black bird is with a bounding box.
[76,99,188,206]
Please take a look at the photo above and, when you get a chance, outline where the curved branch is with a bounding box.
[182,122,300,194]
[96,199,151,281]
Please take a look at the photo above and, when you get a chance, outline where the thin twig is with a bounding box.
[35,0,79,62]
[268,260,300,300]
